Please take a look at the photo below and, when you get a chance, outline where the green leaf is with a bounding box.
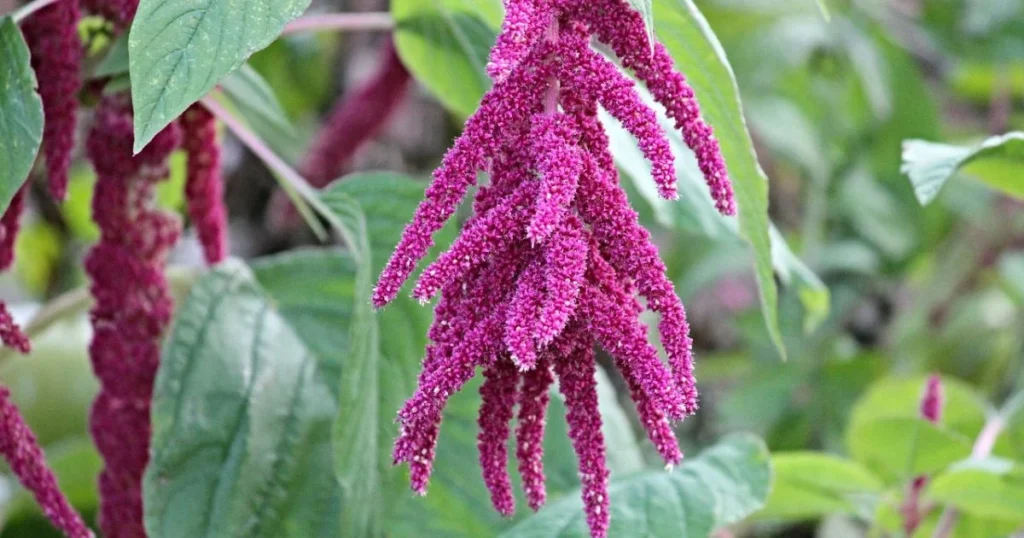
[128,0,310,153]
[144,260,341,538]
[845,376,987,481]
[927,458,1024,523]
[391,0,502,118]
[0,16,44,214]
[220,64,295,138]
[902,132,1024,205]
[318,172,459,535]
[499,434,771,538]
[756,452,882,521]
[626,0,656,48]
[651,0,786,358]
[93,35,129,78]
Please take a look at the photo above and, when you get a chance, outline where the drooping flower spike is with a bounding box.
[85,94,183,538]
[21,0,83,202]
[376,1,735,536]
[181,104,229,265]
[0,388,94,538]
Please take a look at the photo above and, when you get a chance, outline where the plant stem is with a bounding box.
[932,389,1024,538]
[282,12,394,35]
[199,96,360,261]
[11,0,63,22]
[0,268,199,367]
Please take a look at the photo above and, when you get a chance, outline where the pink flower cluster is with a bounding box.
[0,387,93,538]
[375,1,734,536]
[85,94,183,538]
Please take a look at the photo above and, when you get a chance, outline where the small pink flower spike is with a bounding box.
[574,113,698,414]
[535,217,587,345]
[413,180,537,303]
[478,357,520,516]
[0,302,30,354]
[0,387,94,538]
[556,26,677,200]
[20,0,82,202]
[488,0,555,82]
[517,356,554,511]
[0,186,27,271]
[528,113,584,243]
[574,0,736,215]
[373,47,554,308]
[505,258,545,370]
[554,336,611,538]
[181,104,228,265]
[920,375,943,424]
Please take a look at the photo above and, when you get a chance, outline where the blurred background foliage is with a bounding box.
[2,0,1024,536]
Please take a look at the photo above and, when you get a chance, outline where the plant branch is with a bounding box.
[282,12,394,35]
[199,96,359,261]
[10,0,63,22]
[932,389,1024,538]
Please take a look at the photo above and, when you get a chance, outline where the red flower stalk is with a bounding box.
[0,302,30,354]
[181,104,228,264]
[901,375,945,535]
[377,2,735,535]
[269,38,411,228]
[21,0,83,201]
[0,186,27,271]
[0,387,93,538]
[84,94,182,538]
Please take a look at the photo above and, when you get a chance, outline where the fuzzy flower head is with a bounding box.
[375,1,735,536]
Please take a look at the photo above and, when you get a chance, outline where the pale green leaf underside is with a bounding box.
[902,132,1024,205]
[144,260,340,538]
[499,434,772,538]
[391,0,503,118]
[0,16,44,214]
[756,452,882,520]
[128,0,309,152]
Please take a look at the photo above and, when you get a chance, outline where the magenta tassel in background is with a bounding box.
[0,388,93,538]
[21,0,83,202]
[85,94,182,538]
[181,104,228,265]
[376,1,735,536]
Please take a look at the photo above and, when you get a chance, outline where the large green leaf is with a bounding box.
[144,261,341,538]
[391,0,502,118]
[756,452,882,521]
[927,458,1024,523]
[845,376,987,481]
[0,16,44,214]
[902,132,1024,205]
[318,172,459,535]
[128,0,309,152]
[650,0,790,357]
[499,434,771,538]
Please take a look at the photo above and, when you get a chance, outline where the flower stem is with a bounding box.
[932,389,1024,538]
[11,0,63,22]
[282,12,394,35]
[200,96,361,260]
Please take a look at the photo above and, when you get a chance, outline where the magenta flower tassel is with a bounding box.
[554,337,611,537]
[516,356,554,511]
[20,0,82,201]
[85,94,182,538]
[181,104,228,265]
[0,186,27,271]
[0,387,94,538]
[0,302,31,354]
[477,358,520,516]
[379,2,736,535]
